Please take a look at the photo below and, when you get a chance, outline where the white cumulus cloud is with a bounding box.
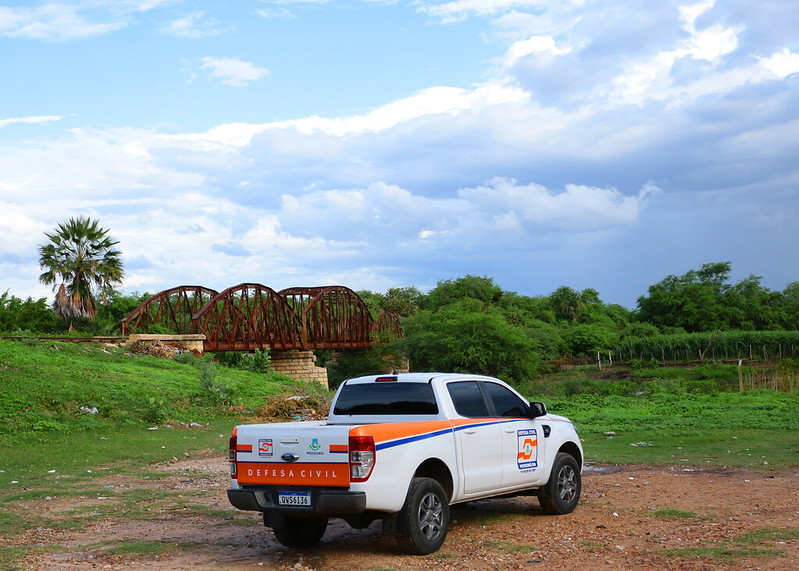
[199,57,270,87]
[162,11,225,39]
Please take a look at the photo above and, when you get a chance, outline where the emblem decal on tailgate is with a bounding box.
[258,439,273,457]
[307,438,324,456]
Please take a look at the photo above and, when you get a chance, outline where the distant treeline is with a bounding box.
[349,262,799,383]
[0,290,147,337]
[4,261,799,384]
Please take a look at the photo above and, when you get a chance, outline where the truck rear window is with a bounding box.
[333,382,439,415]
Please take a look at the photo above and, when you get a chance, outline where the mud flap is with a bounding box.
[263,511,287,529]
[381,513,399,536]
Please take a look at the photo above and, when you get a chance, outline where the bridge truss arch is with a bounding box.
[373,312,404,342]
[279,286,373,349]
[121,286,218,336]
[193,283,302,352]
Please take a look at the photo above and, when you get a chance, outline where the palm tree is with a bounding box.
[550,286,582,322]
[38,216,125,319]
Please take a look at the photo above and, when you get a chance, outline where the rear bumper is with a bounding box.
[227,487,367,516]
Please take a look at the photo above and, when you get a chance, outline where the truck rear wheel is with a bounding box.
[270,515,328,549]
[539,452,581,515]
[396,477,449,555]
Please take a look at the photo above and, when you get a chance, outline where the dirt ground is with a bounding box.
[11,453,799,570]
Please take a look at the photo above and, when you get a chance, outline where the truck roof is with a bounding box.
[342,372,501,385]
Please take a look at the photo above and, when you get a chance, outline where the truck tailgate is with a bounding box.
[234,421,351,488]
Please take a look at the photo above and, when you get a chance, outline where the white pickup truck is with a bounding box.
[227,372,583,554]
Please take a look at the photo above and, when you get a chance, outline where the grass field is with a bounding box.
[1,338,797,490]
[0,339,321,489]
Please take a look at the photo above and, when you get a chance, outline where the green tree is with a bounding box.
[635,262,732,332]
[575,288,631,331]
[383,286,423,317]
[619,322,660,340]
[783,282,799,330]
[564,323,617,357]
[550,286,582,322]
[498,292,554,327]
[404,299,542,383]
[724,275,785,330]
[423,275,503,311]
[38,216,125,319]
[0,291,57,333]
[355,290,386,317]
[91,291,151,335]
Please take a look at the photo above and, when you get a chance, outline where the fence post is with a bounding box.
[738,359,743,392]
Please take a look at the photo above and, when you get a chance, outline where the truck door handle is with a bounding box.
[463,428,476,434]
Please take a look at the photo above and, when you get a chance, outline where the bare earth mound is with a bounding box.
[14,454,799,570]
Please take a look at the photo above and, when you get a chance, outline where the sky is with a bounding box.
[1,0,798,310]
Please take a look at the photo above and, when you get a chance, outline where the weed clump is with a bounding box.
[254,393,331,422]
[194,356,235,405]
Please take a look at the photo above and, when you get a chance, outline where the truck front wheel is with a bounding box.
[539,452,581,515]
[396,477,450,555]
[270,515,328,549]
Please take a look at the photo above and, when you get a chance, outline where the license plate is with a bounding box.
[278,491,311,506]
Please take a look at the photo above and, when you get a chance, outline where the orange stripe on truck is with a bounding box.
[237,462,350,487]
[348,419,506,452]
[349,420,453,445]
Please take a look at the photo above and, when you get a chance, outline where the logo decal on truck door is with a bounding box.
[258,439,273,457]
[517,429,538,470]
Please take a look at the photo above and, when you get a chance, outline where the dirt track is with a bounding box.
[13,453,799,570]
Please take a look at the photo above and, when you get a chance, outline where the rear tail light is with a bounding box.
[349,435,376,482]
[228,429,238,479]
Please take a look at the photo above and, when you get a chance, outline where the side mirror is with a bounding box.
[529,401,547,418]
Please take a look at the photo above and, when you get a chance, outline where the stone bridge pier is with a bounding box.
[270,350,328,388]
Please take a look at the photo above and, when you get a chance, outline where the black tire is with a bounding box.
[396,477,450,555]
[270,515,328,549]
[539,453,581,515]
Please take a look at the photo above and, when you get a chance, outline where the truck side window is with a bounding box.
[447,381,490,417]
[481,382,528,417]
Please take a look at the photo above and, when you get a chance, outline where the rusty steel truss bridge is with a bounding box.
[120,284,403,352]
